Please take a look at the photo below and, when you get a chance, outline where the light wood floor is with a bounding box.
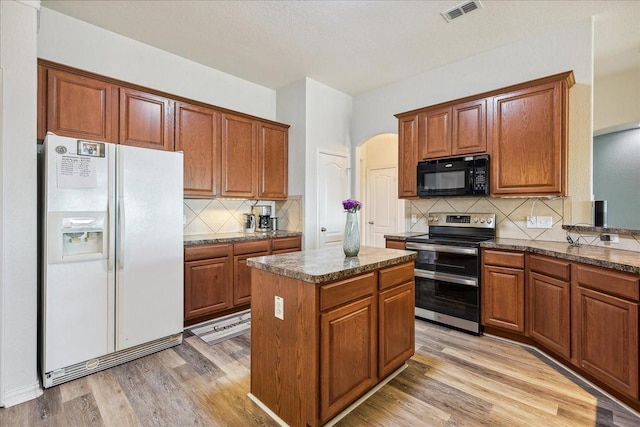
[2,320,639,426]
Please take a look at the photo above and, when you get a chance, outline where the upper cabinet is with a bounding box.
[416,99,486,161]
[43,68,118,142]
[395,71,574,198]
[175,101,221,198]
[418,106,451,159]
[490,78,570,196]
[397,114,419,198]
[452,99,487,155]
[221,113,258,198]
[38,60,290,200]
[119,88,173,151]
[258,122,289,200]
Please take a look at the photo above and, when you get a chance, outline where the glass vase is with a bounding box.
[343,211,360,257]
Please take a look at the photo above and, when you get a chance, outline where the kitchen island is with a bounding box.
[246,246,417,427]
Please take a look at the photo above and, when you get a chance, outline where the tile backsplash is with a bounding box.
[183,195,303,236]
[406,197,640,252]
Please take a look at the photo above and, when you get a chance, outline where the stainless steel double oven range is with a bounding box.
[405,212,496,335]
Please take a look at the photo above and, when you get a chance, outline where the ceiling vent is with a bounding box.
[441,0,483,22]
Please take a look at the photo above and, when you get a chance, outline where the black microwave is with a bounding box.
[417,154,489,197]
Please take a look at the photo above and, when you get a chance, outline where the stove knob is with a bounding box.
[487,218,493,225]
[433,217,439,222]
[480,218,485,223]
[474,218,479,223]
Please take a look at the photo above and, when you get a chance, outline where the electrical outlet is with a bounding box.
[536,216,553,229]
[411,214,417,224]
[526,216,537,228]
[275,296,284,320]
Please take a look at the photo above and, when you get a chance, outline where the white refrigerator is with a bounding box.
[41,133,184,387]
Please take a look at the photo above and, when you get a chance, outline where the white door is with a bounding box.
[116,145,184,350]
[366,166,397,247]
[318,152,350,247]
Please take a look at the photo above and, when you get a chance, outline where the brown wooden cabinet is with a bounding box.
[378,262,415,378]
[175,102,221,197]
[395,71,574,198]
[250,259,415,426]
[481,249,525,333]
[258,122,289,200]
[418,106,451,159]
[490,75,572,196]
[38,60,290,198]
[184,243,233,321]
[385,239,406,250]
[527,254,571,359]
[417,99,486,160]
[221,113,258,198]
[233,240,271,306]
[572,263,639,398]
[271,236,302,254]
[397,114,418,198]
[119,88,173,150]
[320,273,377,422]
[185,236,301,325]
[452,99,487,155]
[45,68,118,142]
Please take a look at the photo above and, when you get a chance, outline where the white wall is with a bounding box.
[351,19,594,146]
[38,7,276,120]
[276,80,307,197]
[0,0,41,407]
[304,79,353,249]
[594,67,640,131]
[351,18,594,225]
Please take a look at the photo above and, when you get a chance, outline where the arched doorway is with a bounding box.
[358,133,404,247]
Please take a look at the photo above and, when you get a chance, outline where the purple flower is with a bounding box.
[342,198,362,213]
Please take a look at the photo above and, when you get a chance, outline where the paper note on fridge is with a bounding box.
[57,154,97,188]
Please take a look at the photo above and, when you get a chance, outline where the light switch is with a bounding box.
[275,296,284,320]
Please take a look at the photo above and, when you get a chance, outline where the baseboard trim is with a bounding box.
[1,381,43,408]
[248,363,408,427]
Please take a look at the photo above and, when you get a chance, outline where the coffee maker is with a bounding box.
[252,205,272,232]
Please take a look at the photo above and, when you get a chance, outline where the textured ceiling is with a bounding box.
[40,0,640,95]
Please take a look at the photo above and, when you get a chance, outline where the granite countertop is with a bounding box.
[184,231,302,246]
[246,246,417,283]
[482,238,640,275]
[383,231,428,241]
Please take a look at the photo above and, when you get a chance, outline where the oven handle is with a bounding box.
[414,269,478,287]
[405,242,478,256]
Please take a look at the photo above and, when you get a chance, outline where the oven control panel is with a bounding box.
[427,212,496,228]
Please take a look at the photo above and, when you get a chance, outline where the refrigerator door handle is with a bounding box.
[118,198,125,269]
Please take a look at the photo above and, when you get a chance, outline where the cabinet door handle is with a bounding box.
[368,221,374,225]
[321,227,327,232]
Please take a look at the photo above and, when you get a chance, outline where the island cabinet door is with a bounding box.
[379,281,415,378]
[320,295,377,423]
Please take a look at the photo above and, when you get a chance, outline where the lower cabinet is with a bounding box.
[482,248,640,407]
[527,254,571,358]
[572,263,639,398]
[481,249,525,333]
[184,236,302,325]
[320,274,378,422]
[184,244,233,321]
[378,263,415,378]
[233,240,271,306]
[385,239,406,250]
